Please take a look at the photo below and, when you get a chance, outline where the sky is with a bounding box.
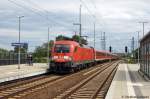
[0,0,150,53]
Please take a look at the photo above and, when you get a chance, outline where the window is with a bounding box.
[54,44,70,53]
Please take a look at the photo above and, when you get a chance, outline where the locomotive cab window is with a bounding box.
[54,44,70,53]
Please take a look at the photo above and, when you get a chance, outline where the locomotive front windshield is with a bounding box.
[54,44,70,53]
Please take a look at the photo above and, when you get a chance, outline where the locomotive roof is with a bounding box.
[55,40,93,49]
[55,40,79,46]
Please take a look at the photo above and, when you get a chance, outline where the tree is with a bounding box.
[33,40,54,62]
[72,35,88,45]
[14,46,26,53]
[72,35,80,42]
[56,35,88,45]
[56,35,71,41]
[0,48,9,53]
[0,48,9,59]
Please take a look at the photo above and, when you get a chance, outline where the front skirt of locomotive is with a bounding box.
[50,61,74,73]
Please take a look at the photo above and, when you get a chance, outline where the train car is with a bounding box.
[96,51,111,61]
[50,40,95,73]
[95,50,118,63]
[50,40,118,73]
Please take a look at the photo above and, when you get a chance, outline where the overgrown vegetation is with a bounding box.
[32,40,54,63]
[56,35,88,46]
[124,48,139,64]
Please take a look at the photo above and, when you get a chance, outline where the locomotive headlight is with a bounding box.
[52,56,58,60]
[64,56,72,60]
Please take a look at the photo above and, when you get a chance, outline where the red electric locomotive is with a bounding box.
[50,40,118,73]
[50,40,95,72]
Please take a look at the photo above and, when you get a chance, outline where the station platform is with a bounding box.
[106,64,150,99]
[0,63,48,83]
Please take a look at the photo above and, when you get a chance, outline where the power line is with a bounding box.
[8,0,46,18]
[80,0,103,26]
[21,0,50,26]
[86,0,106,27]
[23,0,47,12]
[80,0,96,20]
[89,0,97,9]
[7,0,74,29]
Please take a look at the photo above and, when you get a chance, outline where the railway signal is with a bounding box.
[125,46,128,53]
[109,46,112,53]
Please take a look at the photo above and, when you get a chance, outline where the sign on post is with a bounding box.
[11,43,28,47]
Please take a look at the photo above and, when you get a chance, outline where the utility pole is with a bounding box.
[131,37,134,52]
[139,22,148,36]
[18,16,24,69]
[94,22,96,49]
[104,32,106,50]
[137,31,140,65]
[101,32,106,50]
[47,27,50,66]
[73,5,82,37]
[79,4,82,37]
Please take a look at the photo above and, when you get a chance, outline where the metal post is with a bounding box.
[137,31,140,65]
[143,23,144,36]
[139,22,148,37]
[47,27,50,66]
[79,4,82,37]
[73,5,82,45]
[94,22,95,49]
[18,17,21,69]
[18,16,24,69]
[104,32,106,50]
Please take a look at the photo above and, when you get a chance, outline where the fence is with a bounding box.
[0,52,27,66]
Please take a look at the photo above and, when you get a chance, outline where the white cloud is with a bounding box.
[0,0,150,52]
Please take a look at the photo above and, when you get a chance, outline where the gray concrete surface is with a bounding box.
[0,63,48,83]
[105,64,150,99]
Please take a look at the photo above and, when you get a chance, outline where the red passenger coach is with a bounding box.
[50,40,118,73]
[95,50,117,62]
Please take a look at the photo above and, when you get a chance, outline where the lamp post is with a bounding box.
[73,4,82,37]
[137,31,140,65]
[73,23,82,37]
[139,22,148,36]
[18,16,24,69]
[47,27,50,66]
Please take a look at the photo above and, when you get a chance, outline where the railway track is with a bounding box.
[54,61,119,99]
[0,61,120,99]
[0,75,63,99]
[0,74,50,91]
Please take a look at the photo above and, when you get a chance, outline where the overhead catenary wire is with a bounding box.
[21,0,50,26]
[80,0,102,25]
[80,0,96,21]
[89,0,97,9]
[7,0,75,29]
[81,0,106,30]
[8,0,46,18]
